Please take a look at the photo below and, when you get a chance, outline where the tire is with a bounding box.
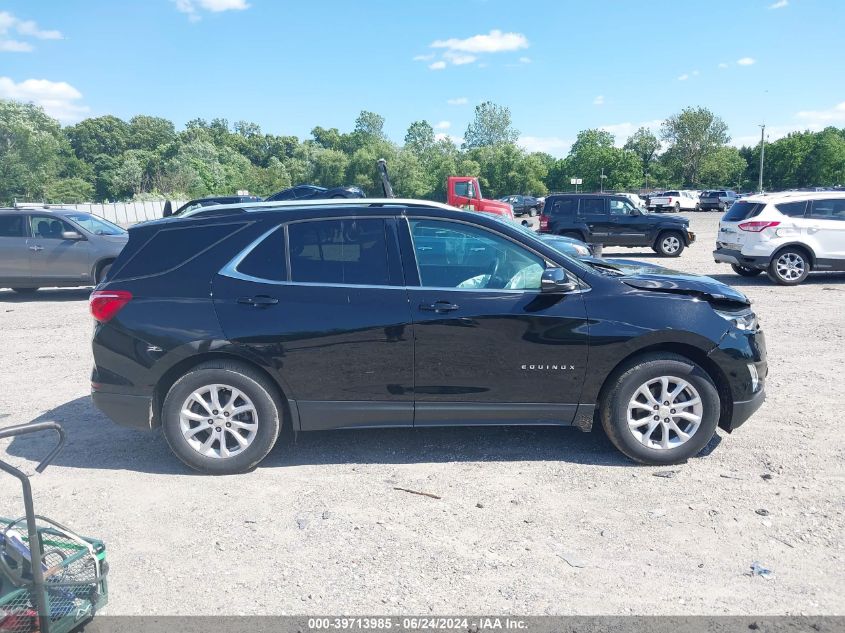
[731,264,763,277]
[766,247,810,286]
[528,207,538,217]
[600,353,720,465]
[655,231,685,257]
[161,361,282,475]
[95,262,113,284]
[11,288,38,294]
[674,202,681,213]
[695,203,701,212]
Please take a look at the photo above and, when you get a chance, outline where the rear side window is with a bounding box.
[774,201,807,217]
[549,198,577,216]
[288,219,390,285]
[723,202,763,221]
[237,228,287,281]
[580,198,605,214]
[809,199,845,221]
[114,223,242,279]
[0,215,24,237]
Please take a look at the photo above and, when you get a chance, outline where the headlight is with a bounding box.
[715,308,758,331]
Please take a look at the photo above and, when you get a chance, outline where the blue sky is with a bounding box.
[1,0,843,156]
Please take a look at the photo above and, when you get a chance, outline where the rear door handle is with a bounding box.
[419,301,459,313]
[28,245,43,252]
[237,295,278,307]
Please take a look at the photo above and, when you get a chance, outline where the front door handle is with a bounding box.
[419,301,459,313]
[28,245,43,252]
[237,295,279,307]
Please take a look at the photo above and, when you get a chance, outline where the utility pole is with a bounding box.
[600,167,607,193]
[758,124,766,193]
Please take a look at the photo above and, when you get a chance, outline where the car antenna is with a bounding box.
[377,158,396,198]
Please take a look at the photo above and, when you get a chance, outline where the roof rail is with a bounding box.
[178,197,462,218]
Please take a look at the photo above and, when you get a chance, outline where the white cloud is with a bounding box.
[431,29,528,54]
[447,97,468,106]
[769,0,788,8]
[678,73,689,81]
[0,77,89,122]
[428,61,446,70]
[443,50,477,65]
[173,0,249,21]
[0,11,62,52]
[518,135,572,157]
[692,69,700,76]
[435,132,463,146]
[518,56,531,64]
[795,101,845,125]
[593,95,604,106]
[413,53,434,62]
[434,120,451,130]
[600,120,664,146]
[718,62,729,68]
[737,57,756,66]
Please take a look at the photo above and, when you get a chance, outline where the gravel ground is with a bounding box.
[0,212,843,616]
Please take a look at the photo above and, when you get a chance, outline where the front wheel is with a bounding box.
[654,231,685,257]
[731,264,763,277]
[674,202,681,213]
[767,248,810,285]
[162,361,282,474]
[528,207,538,217]
[601,354,720,465]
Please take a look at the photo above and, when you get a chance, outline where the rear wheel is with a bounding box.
[731,264,763,277]
[654,231,685,257]
[601,353,720,465]
[695,203,701,211]
[162,361,282,474]
[767,248,810,285]
[528,206,538,217]
[674,202,681,213]
[11,288,38,294]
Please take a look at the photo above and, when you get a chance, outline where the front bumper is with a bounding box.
[713,248,769,269]
[728,387,766,431]
[709,326,768,432]
[92,389,154,431]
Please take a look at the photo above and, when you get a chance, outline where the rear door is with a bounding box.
[806,198,845,264]
[401,216,589,426]
[213,216,415,430]
[0,214,31,285]
[26,214,93,283]
[579,197,613,243]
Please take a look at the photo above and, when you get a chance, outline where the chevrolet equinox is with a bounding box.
[90,199,767,474]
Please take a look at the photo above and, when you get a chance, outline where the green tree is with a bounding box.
[65,115,130,163]
[462,101,519,149]
[624,127,661,182]
[353,111,386,140]
[563,129,641,192]
[404,120,436,156]
[44,177,94,203]
[699,146,747,189]
[660,107,730,186]
[128,115,176,152]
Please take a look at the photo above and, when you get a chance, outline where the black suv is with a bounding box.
[540,194,695,257]
[90,199,766,474]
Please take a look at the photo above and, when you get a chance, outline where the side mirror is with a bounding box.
[61,230,84,240]
[541,267,578,293]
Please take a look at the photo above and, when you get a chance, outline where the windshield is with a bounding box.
[64,213,126,235]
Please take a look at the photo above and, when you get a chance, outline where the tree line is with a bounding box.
[1,98,843,205]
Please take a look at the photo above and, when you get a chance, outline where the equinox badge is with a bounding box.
[521,364,575,371]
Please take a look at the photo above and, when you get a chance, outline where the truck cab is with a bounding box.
[447,176,514,220]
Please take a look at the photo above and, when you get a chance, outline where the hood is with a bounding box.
[653,214,689,225]
[622,269,750,306]
[482,199,513,212]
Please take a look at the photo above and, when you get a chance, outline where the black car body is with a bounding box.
[265,184,365,202]
[499,195,542,217]
[539,193,696,257]
[700,190,738,211]
[90,199,766,474]
[172,196,263,216]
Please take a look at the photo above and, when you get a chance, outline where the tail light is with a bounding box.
[738,221,780,232]
[539,214,549,231]
[90,290,133,323]
[667,197,673,204]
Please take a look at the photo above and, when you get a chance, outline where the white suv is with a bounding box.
[713,191,845,285]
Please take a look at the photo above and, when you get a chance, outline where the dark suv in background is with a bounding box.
[90,199,765,474]
[700,190,738,212]
[539,193,696,256]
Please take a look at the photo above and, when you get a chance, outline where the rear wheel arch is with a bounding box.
[93,258,116,283]
[592,342,733,433]
[153,352,292,431]
[771,242,816,267]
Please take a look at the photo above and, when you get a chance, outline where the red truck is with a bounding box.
[446,176,514,220]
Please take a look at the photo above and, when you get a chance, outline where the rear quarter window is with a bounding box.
[723,201,764,222]
[774,201,807,217]
[112,223,246,280]
[548,198,577,216]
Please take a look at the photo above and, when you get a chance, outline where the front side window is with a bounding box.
[810,199,845,221]
[609,199,635,215]
[64,213,126,236]
[409,219,544,291]
[453,181,470,197]
[0,215,25,238]
[29,215,75,239]
[288,218,391,285]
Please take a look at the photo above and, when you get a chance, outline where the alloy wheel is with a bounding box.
[775,252,805,282]
[179,384,259,459]
[661,235,681,254]
[627,376,703,450]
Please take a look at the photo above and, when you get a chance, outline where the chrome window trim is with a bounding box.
[218,225,284,284]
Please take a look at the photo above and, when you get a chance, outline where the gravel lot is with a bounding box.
[1,212,843,616]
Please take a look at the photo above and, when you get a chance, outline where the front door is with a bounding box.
[0,214,31,286]
[401,217,589,426]
[608,197,649,245]
[213,217,415,431]
[27,215,92,283]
